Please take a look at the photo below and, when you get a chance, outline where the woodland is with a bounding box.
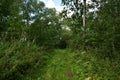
[0,0,120,80]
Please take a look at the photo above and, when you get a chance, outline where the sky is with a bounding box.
[40,0,63,12]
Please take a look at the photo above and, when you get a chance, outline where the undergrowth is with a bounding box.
[0,42,120,80]
[0,41,41,80]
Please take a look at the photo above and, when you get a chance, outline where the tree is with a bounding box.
[88,0,120,57]
[61,0,100,50]
[0,0,22,40]
[62,0,99,29]
[0,0,13,34]
[28,5,62,48]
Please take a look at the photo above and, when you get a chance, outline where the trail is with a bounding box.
[38,49,75,80]
[24,49,119,80]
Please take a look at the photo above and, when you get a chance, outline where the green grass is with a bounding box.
[39,49,74,80]
[23,49,120,80]
[0,42,120,80]
[24,49,74,80]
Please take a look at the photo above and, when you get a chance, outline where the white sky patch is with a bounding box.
[40,0,63,12]
[46,0,55,8]
[55,6,64,12]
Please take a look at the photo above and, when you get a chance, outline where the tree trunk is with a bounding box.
[83,0,86,28]
[82,0,86,50]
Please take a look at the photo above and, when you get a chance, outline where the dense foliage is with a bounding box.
[0,0,119,80]
[0,41,41,80]
[62,0,120,55]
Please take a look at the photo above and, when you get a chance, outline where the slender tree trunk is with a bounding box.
[83,0,86,28]
[82,0,86,50]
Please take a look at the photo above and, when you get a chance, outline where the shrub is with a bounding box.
[0,41,41,80]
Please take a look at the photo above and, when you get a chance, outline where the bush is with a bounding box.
[0,41,41,80]
[72,50,120,80]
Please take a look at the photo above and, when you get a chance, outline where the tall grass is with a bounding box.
[0,41,41,80]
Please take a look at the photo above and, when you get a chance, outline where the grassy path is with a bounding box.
[38,49,75,80]
[24,49,120,80]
